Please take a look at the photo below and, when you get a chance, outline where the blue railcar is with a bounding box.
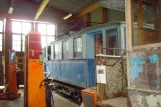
[43,22,126,98]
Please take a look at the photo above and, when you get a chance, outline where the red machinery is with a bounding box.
[0,50,20,100]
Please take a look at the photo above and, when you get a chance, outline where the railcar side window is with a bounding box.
[63,41,69,59]
[106,29,118,55]
[74,37,82,58]
[47,46,51,60]
[54,44,59,59]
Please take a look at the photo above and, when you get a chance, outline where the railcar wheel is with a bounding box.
[8,93,15,100]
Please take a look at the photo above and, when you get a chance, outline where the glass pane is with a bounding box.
[12,41,17,46]
[41,36,46,48]
[55,44,58,59]
[0,46,2,51]
[12,21,21,33]
[12,35,21,40]
[47,36,54,44]
[0,40,2,45]
[16,41,21,45]
[12,35,21,41]
[0,34,2,39]
[16,46,21,51]
[47,24,55,35]
[63,41,68,59]
[22,35,25,41]
[133,1,160,46]
[38,24,46,35]
[22,22,31,34]
[77,38,82,52]
[74,39,77,52]
[0,21,3,32]
[22,47,25,52]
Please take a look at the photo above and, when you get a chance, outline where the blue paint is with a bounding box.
[148,54,159,64]
[87,59,95,87]
[46,59,95,88]
[130,56,146,79]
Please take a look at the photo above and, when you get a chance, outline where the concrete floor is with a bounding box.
[0,89,24,107]
[0,89,79,107]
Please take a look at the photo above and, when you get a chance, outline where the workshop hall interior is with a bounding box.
[0,0,161,107]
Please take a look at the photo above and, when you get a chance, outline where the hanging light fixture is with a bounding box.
[63,13,72,20]
[8,0,15,14]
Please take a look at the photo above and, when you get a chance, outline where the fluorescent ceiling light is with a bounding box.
[63,13,72,20]
[35,0,49,20]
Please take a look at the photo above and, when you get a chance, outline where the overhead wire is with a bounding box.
[70,0,91,14]
[11,0,15,7]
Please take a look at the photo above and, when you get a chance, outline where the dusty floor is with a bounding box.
[0,89,79,107]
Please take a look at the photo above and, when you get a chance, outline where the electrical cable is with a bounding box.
[11,0,15,7]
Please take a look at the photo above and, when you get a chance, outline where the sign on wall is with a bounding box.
[96,65,106,84]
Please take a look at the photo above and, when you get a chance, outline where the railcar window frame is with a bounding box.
[73,36,83,59]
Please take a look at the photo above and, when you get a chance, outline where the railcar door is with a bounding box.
[94,34,102,64]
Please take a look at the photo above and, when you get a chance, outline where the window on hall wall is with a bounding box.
[37,23,56,48]
[74,37,82,58]
[11,20,56,51]
[12,21,32,51]
[0,20,3,51]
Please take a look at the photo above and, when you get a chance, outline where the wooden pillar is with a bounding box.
[86,13,91,27]
[126,0,133,50]
[102,7,107,24]
[4,18,12,84]
[125,0,133,107]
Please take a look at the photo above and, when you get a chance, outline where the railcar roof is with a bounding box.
[45,21,126,47]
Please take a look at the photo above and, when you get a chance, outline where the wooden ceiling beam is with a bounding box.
[16,0,68,17]
[0,12,59,23]
[72,2,101,19]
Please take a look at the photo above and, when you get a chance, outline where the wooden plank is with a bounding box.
[0,12,59,23]
[73,2,101,19]
[128,87,161,94]
[102,7,107,24]
[17,0,67,17]
[86,13,91,26]
[125,0,133,50]
[97,97,127,107]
